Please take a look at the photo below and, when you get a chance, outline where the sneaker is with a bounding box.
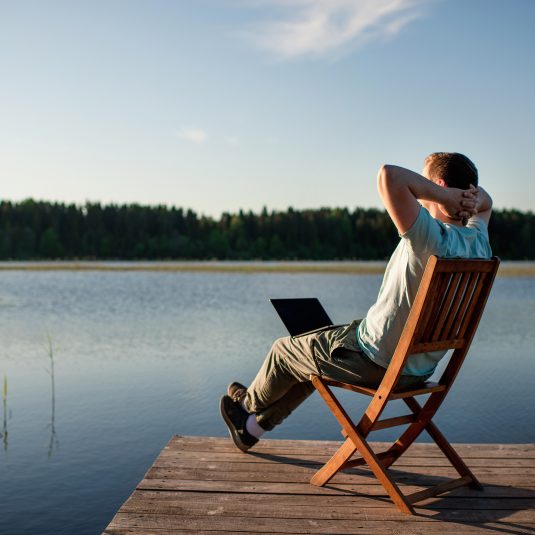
[227,381,247,403]
[219,395,258,452]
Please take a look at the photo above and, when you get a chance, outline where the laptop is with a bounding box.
[270,298,336,337]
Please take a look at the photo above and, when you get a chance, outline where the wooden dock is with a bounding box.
[103,436,535,534]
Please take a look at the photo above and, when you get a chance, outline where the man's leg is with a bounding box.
[221,323,429,451]
[244,325,430,431]
[242,335,319,430]
[239,323,375,432]
[221,332,321,451]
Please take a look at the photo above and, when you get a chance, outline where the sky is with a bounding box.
[1,0,534,216]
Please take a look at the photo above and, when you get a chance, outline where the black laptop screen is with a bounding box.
[270,298,333,337]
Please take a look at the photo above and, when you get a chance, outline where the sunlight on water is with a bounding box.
[1,269,534,534]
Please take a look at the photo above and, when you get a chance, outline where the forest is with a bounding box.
[0,199,533,260]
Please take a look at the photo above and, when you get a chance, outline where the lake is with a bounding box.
[1,267,534,535]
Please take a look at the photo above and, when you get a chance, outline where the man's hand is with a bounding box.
[438,184,478,220]
[377,165,492,233]
[463,184,493,224]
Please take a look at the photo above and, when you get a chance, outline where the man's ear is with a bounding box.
[435,178,446,187]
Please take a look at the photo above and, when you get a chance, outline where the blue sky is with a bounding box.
[1,0,534,216]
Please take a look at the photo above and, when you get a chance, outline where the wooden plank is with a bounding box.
[145,463,535,479]
[103,521,533,535]
[120,493,535,522]
[125,490,535,511]
[155,451,535,467]
[167,436,535,457]
[106,513,535,534]
[148,459,535,477]
[103,437,535,535]
[137,478,535,497]
[113,503,535,523]
[103,531,308,535]
[104,528,535,535]
[142,469,535,487]
[103,531,309,535]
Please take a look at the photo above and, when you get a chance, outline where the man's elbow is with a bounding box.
[377,164,394,195]
[477,186,493,212]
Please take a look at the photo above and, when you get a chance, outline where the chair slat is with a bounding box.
[447,272,480,338]
[434,261,495,273]
[407,476,473,504]
[371,414,416,430]
[410,339,464,353]
[343,450,396,469]
[319,377,447,398]
[421,272,452,341]
[431,272,462,341]
[319,377,377,396]
[457,273,489,339]
[389,383,447,399]
[441,272,471,340]
[414,273,443,342]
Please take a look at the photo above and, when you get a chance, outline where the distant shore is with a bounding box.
[0,260,534,276]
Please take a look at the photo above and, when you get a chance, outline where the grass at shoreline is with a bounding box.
[0,261,534,276]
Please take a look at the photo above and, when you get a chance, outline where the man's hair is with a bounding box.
[424,152,478,189]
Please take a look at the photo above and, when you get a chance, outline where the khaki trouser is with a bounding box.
[243,320,430,431]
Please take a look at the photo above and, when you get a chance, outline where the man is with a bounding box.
[220,152,493,452]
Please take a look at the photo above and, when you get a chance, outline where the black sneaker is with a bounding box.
[227,381,247,403]
[219,395,258,452]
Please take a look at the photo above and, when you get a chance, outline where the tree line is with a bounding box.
[0,199,533,260]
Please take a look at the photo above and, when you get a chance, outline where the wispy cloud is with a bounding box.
[224,135,240,146]
[178,127,208,143]
[244,0,430,59]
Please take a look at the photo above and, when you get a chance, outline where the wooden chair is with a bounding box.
[310,255,500,514]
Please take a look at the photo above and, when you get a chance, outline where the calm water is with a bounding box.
[1,269,534,535]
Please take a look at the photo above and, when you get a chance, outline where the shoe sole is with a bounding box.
[219,395,251,453]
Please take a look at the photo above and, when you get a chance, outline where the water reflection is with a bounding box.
[0,270,534,535]
[0,337,60,455]
[46,336,59,457]
[2,375,8,451]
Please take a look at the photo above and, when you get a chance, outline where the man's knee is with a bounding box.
[270,336,291,355]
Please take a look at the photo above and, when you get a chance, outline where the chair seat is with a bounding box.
[319,376,447,399]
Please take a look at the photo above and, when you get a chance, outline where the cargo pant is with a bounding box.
[242,320,430,431]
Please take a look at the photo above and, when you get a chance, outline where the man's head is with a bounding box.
[423,152,478,189]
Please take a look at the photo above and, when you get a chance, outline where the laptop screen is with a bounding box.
[270,298,333,337]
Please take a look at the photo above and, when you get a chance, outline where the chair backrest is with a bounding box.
[388,255,500,387]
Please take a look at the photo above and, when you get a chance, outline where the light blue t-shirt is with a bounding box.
[357,207,492,376]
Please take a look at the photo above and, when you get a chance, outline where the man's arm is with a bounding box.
[377,165,477,234]
[470,186,493,225]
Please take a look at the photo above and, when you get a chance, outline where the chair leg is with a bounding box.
[404,397,483,489]
[311,376,415,514]
[377,399,429,469]
[379,394,447,469]
[424,420,483,489]
[310,437,357,487]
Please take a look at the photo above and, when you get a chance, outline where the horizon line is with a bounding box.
[0,196,532,217]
